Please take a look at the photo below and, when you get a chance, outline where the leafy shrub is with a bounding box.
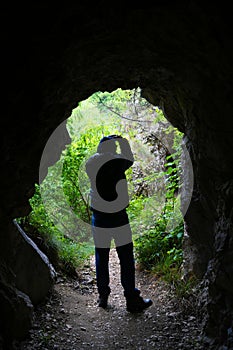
[18,184,93,274]
[133,220,184,271]
[132,137,185,281]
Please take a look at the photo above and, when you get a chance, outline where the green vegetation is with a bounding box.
[17,185,93,274]
[129,133,184,281]
[17,88,190,292]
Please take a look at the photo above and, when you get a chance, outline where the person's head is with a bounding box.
[97,135,119,154]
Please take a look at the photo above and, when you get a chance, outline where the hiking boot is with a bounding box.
[97,286,111,309]
[125,289,153,313]
[97,295,109,308]
[126,296,153,313]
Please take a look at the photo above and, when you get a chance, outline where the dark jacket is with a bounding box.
[85,138,134,215]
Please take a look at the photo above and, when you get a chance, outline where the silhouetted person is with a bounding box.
[85,135,152,312]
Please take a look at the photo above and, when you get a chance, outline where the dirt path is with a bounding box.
[18,249,203,350]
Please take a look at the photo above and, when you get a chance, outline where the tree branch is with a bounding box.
[98,96,154,123]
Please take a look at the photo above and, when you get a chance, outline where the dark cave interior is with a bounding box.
[1,2,233,348]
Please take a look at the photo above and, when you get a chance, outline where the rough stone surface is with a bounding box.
[0,271,33,343]
[12,220,56,306]
[2,2,233,348]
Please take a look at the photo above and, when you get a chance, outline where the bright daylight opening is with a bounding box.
[17,87,190,284]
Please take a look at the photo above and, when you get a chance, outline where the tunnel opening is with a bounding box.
[13,86,207,350]
[16,87,195,294]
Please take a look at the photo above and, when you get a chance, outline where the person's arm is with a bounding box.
[118,137,134,164]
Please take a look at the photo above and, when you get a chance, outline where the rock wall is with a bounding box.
[2,2,233,348]
[0,220,56,346]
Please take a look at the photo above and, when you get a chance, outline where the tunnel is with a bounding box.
[1,2,233,348]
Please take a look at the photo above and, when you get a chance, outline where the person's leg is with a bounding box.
[95,247,111,299]
[115,242,136,295]
[115,238,152,313]
[92,214,111,308]
[116,242,153,312]
[113,220,136,295]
